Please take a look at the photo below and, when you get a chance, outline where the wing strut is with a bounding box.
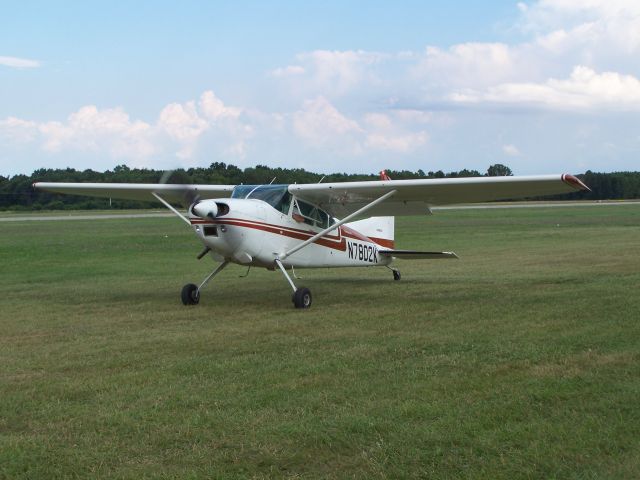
[279,189,397,261]
[151,192,191,226]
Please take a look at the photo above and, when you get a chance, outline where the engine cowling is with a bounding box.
[191,200,219,219]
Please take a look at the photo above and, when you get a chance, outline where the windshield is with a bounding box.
[231,184,292,214]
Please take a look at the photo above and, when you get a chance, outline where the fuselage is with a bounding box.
[189,186,393,269]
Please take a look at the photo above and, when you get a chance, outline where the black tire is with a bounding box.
[393,269,401,281]
[292,287,312,309]
[181,283,200,305]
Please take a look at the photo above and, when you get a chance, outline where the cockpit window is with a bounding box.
[231,184,291,214]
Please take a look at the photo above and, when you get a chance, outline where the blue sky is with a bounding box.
[1,0,639,176]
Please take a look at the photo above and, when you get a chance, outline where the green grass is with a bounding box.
[1,205,639,479]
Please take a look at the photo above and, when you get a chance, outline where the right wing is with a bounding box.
[290,174,589,218]
[33,182,235,203]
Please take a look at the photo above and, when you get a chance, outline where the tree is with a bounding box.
[486,164,513,177]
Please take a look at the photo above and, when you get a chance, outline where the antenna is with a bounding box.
[269,177,277,184]
[318,176,325,183]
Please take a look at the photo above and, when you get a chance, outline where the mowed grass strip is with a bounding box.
[1,205,639,479]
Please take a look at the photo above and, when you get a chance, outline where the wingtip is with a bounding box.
[562,174,591,192]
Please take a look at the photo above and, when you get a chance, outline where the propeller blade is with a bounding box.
[159,169,200,207]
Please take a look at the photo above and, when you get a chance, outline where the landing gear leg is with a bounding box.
[181,260,229,306]
[386,265,401,281]
[275,259,312,309]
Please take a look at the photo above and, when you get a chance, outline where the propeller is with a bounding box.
[159,169,223,220]
[159,169,200,206]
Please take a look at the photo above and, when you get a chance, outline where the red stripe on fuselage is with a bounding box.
[192,217,346,251]
[340,225,395,249]
[190,217,393,250]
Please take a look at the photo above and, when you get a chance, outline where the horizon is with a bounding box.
[3,162,636,181]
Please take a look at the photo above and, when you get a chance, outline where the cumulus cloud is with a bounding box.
[0,56,40,68]
[267,0,640,114]
[158,101,208,158]
[411,43,525,89]
[0,117,39,143]
[290,99,429,155]
[450,66,640,110]
[521,0,640,66]
[502,144,522,156]
[37,106,156,159]
[269,65,305,77]
[292,96,362,147]
[0,91,253,165]
[363,113,428,153]
[199,90,241,120]
[272,50,387,96]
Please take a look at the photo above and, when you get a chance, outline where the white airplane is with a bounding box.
[34,171,589,308]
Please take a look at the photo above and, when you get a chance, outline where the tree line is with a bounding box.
[0,163,638,210]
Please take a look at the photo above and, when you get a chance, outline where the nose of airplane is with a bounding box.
[192,200,218,219]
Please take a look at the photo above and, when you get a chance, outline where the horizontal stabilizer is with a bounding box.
[378,250,459,260]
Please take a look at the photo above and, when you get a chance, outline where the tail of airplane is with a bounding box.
[343,170,395,248]
[345,216,395,248]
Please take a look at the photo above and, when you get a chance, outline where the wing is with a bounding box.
[378,250,459,260]
[289,174,589,218]
[33,182,235,203]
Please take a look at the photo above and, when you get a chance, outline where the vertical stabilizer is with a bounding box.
[342,169,396,247]
[345,216,395,248]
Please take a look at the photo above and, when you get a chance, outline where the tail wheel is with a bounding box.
[181,283,200,305]
[393,269,401,281]
[292,287,312,309]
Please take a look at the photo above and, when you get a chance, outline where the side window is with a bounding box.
[278,191,292,214]
[293,199,331,229]
[315,209,329,229]
[294,199,315,227]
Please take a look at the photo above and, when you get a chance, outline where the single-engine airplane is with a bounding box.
[34,171,589,308]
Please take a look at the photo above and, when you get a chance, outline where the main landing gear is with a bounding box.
[181,258,311,309]
[275,259,312,309]
[181,260,229,306]
[387,266,401,281]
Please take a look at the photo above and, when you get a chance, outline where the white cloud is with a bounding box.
[269,65,305,77]
[365,131,428,153]
[502,144,522,156]
[450,66,640,110]
[0,117,38,143]
[38,106,156,159]
[292,96,363,147]
[0,56,40,68]
[522,0,640,63]
[158,101,208,158]
[290,99,429,155]
[273,50,386,96]
[363,113,428,153]
[412,43,523,88]
[199,90,241,120]
[158,101,208,142]
[1,91,254,165]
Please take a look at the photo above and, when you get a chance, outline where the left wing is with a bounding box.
[33,182,235,203]
[289,174,589,218]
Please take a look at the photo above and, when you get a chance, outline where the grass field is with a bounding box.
[1,205,639,479]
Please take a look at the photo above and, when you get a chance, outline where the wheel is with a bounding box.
[181,283,200,305]
[393,269,401,281]
[292,287,312,309]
